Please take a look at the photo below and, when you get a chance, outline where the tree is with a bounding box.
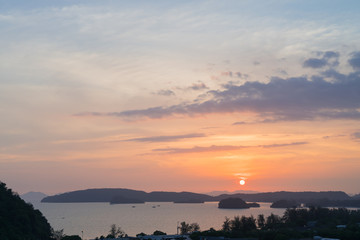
[257,214,265,229]
[240,215,256,232]
[190,223,200,232]
[136,232,147,237]
[0,181,52,240]
[52,229,65,240]
[222,217,231,232]
[230,216,241,232]
[153,230,166,235]
[265,213,282,230]
[108,224,125,238]
[61,236,82,240]
[179,222,191,234]
[179,221,200,234]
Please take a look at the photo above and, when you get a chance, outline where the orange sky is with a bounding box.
[1,1,360,195]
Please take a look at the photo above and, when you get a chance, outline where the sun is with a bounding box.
[239,179,246,185]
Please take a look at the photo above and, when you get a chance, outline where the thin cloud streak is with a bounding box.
[124,133,205,142]
[153,142,308,154]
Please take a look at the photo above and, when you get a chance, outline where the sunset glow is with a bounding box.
[1,1,360,196]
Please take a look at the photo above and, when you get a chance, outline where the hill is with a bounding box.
[21,191,47,204]
[41,188,214,203]
[42,188,148,203]
[213,191,350,202]
[42,188,350,204]
[0,182,52,240]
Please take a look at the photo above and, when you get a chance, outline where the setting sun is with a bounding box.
[239,180,246,186]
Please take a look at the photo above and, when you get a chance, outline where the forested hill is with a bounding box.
[41,188,213,203]
[41,188,351,203]
[0,182,52,240]
[213,191,350,202]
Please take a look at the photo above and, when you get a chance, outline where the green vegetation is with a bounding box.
[61,236,82,240]
[179,221,201,234]
[94,224,126,239]
[153,230,167,235]
[108,224,126,238]
[190,207,360,240]
[0,182,53,240]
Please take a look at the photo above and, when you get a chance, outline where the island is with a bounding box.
[270,199,299,208]
[110,195,145,204]
[173,199,205,203]
[218,197,260,209]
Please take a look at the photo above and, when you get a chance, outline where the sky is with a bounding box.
[1,0,360,195]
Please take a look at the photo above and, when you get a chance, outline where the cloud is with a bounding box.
[154,89,175,96]
[235,72,249,79]
[348,51,360,70]
[188,82,208,91]
[153,142,308,154]
[124,133,205,142]
[303,58,328,68]
[153,145,246,154]
[303,51,339,68]
[232,121,247,125]
[76,54,360,122]
[351,131,360,140]
[260,142,308,148]
[109,71,359,121]
[176,82,209,91]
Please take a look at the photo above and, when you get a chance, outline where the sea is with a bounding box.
[31,201,286,240]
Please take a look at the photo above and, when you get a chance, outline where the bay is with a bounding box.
[33,202,286,240]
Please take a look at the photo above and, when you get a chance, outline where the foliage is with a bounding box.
[153,230,167,235]
[222,217,231,232]
[257,214,265,229]
[0,181,52,240]
[136,232,147,237]
[190,207,360,240]
[179,221,200,234]
[61,235,82,240]
[52,229,65,240]
[107,224,125,238]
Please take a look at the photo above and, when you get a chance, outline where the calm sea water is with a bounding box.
[33,202,285,240]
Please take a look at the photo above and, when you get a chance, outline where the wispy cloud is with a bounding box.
[153,142,308,154]
[351,131,360,141]
[187,82,209,91]
[154,89,175,96]
[153,145,246,154]
[124,133,205,143]
[260,142,308,148]
[175,82,209,91]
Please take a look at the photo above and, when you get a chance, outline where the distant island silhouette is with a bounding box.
[218,197,260,209]
[270,199,299,208]
[41,188,360,207]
